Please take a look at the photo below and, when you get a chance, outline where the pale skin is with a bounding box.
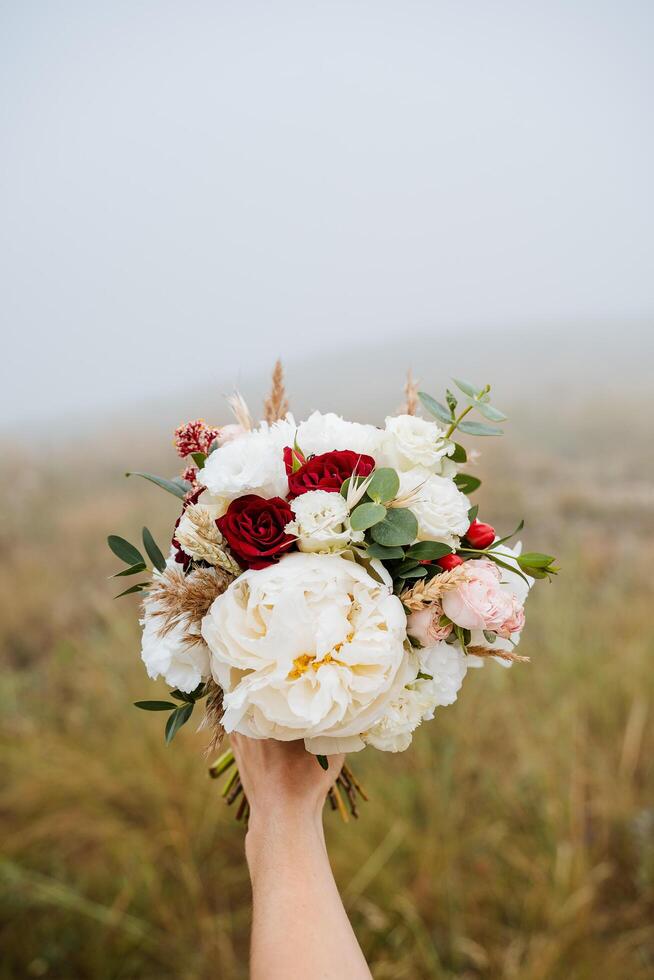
[230,734,373,980]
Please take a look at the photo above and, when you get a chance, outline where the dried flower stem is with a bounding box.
[263,359,289,423]
[403,369,419,416]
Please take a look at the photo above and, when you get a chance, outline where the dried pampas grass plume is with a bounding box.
[198,678,226,754]
[263,359,289,423]
[403,369,419,416]
[227,391,254,431]
[148,565,234,640]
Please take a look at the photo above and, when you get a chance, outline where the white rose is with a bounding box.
[284,489,363,553]
[467,543,534,669]
[417,641,468,711]
[201,552,407,754]
[200,415,296,501]
[398,467,470,546]
[141,585,210,693]
[296,411,382,459]
[381,414,454,473]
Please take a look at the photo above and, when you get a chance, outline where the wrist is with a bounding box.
[245,803,326,870]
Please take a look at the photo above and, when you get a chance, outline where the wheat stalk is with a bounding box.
[148,566,234,638]
[400,565,470,611]
[467,645,530,664]
[263,359,289,423]
[403,369,419,416]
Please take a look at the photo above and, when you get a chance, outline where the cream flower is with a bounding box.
[284,490,363,553]
[417,641,468,709]
[200,415,296,501]
[201,552,407,754]
[397,467,470,546]
[141,586,210,693]
[175,502,241,574]
[381,414,454,473]
[296,411,383,459]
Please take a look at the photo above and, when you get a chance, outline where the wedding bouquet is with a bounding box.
[108,364,556,820]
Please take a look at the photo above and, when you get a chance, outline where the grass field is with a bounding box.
[1,400,653,979]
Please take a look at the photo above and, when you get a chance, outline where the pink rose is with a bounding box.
[441,559,525,637]
[407,604,453,646]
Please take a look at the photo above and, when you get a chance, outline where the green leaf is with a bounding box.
[112,562,147,578]
[452,377,481,399]
[407,541,453,560]
[125,471,191,499]
[454,473,482,495]
[485,553,531,586]
[467,504,479,523]
[365,543,405,560]
[191,452,207,469]
[170,683,206,703]
[142,527,166,572]
[165,703,194,743]
[517,552,556,568]
[457,420,503,437]
[370,508,418,547]
[446,389,458,415]
[475,401,508,422]
[450,442,467,463]
[487,519,525,549]
[107,535,145,566]
[482,630,497,644]
[350,502,387,531]
[418,392,452,425]
[399,566,428,580]
[134,700,177,711]
[367,468,400,504]
[114,583,149,598]
[394,558,420,575]
[316,754,329,771]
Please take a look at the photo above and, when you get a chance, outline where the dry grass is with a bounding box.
[1,405,653,979]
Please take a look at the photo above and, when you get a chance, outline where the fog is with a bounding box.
[2,1,652,432]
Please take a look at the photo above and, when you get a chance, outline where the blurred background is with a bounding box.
[1,2,653,977]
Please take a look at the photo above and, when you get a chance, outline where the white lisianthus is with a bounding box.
[363,641,467,751]
[398,467,470,546]
[467,543,534,669]
[296,411,382,459]
[200,415,296,501]
[141,584,210,693]
[201,552,407,754]
[284,490,363,553]
[381,414,454,473]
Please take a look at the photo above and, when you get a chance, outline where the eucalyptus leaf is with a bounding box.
[445,389,458,415]
[475,401,508,422]
[399,566,428,580]
[457,420,503,437]
[370,508,418,547]
[165,702,194,744]
[407,541,453,560]
[367,468,400,504]
[134,700,177,711]
[454,473,482,495]
[350,502,387,531]
[125,471,191,499]
[418,392,452,425]
[107,535,145,566]
[112,562,147,578]
[142,527,166,572]
[452,377,481,399]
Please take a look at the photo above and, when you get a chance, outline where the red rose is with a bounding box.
[217,494,296,569]
[436,553,465,571]
[287,449,375,496]
[465,519,496,550]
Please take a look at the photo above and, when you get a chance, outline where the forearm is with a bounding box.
[246,807,372,980]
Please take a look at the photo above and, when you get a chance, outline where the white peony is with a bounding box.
[363,641,467,751]
[141,585,210,693]
[201,552,407,754]
[398,467,470,546]
[284,489,363,553]
[296,411,383,459]
[381,414,454,473]
[467,543,534,669]
[200,415,296,501]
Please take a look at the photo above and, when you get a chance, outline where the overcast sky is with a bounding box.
[1,1,652,430]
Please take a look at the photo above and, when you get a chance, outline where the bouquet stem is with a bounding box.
[209,749,368,823]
